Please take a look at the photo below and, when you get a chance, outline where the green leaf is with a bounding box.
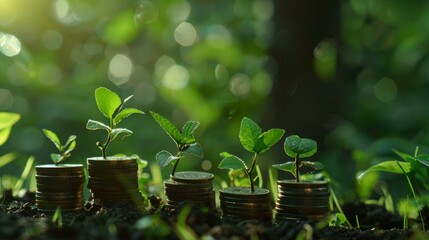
[64,140,76,155]
[357,161,412,180]
[150,111,182,145]
[239,117,262,153]
[0,112,20,129]
[218,155,247,170]
[95,87,122,119]
[42,129,61,151]
[64,135,76,150]
[416,154,429,168]
[50,153,62,163]
[122,95,133,104]
[284,135,317,158]
[181,121,200,143]
[156,150,179,168]
[0,153,16,168]
[272,162,296,176]
[393,149,416,164]
[182,143,203,158]
[114,108,144,125]
[0,127,12,146]
[86,120,111,131]
[254,128,285,154]
[111,128,133,140]
[302,161,324,171]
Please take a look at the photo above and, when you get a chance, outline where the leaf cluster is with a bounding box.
[150,111,203,169]
[357,147,429,190]
[86,87,144,158]
[272,135,323,179]
[218,117,284,171]
[43,129,76,164]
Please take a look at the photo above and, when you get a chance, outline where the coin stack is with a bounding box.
[87,157,144,207]
[275,180,330,222]
[164,171,215,210]
[220,187,272,221]
[35,164,85,212]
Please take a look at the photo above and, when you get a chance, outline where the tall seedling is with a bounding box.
[86,87,144,158]
[218,117,284,192]
[150,111,203,176]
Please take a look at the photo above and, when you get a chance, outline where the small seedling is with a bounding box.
[86,87,144,158]
[150,111,203,176]
[273,135,323,182]
[218,117,284,192]
[42,129,76,164]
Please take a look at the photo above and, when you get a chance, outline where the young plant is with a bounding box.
[42,129,76,164]
[218,117,285,192]
[272,135,323,182]
[86,87,144,158]
[357,147,428,231]
[150,111,203,176]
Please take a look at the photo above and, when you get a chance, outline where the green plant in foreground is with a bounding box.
[86,87,144,158]
[42,129,76,164]
[357,147,428,231]
[272,135,323,182]
[0,112,20,146]
[218,117,285,192]
[150,111,203,176]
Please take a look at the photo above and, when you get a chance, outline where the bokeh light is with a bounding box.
[0,33,21,57]
[174,22,197,47]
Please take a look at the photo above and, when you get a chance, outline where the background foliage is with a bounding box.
[1,0,429,210]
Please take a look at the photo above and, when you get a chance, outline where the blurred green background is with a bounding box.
[1,0,429,207]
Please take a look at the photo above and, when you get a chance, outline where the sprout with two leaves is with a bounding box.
[42,129,76,164]
[218,117,285,192]
[86,87,144,158]
[273,135,323,182]
[150,111,203,176]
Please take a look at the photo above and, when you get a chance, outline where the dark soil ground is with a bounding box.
[1,189,428,240]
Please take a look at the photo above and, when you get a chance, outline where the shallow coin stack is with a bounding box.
[164,171,215,210]
[220,187,272,221]
[36,164,85,212]
[87,158,144,207]
[275,180,330,222]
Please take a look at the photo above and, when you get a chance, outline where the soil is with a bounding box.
[0,189,427,240]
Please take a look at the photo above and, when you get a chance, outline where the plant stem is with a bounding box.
[397,161,425,231]
[101,135,111,159]
[171,152,183,176]
[295,154,301,182]
[246,153,259,192]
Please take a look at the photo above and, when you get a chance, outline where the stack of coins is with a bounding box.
[220,187,272,222]
[164,171,215,210]
[87,157,144,207]
[35,164,85,212]
[275,180,330,222]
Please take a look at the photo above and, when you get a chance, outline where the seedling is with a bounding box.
[273,135,323,182]
[150,111,203,176]
[357,147,428,231]
[86,87,144,158]
[42,129,76,164]
[218,117,284,192]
